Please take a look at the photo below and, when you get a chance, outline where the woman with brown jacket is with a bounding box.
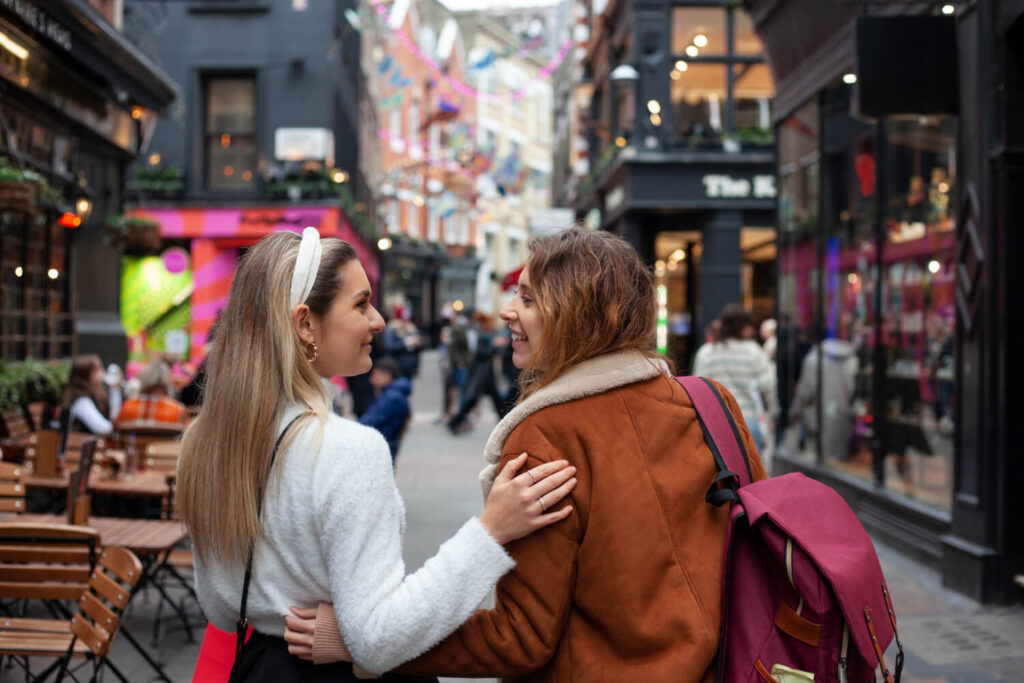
[286,228,767,682]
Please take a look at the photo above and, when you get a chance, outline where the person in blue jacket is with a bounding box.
[358,357,412,460]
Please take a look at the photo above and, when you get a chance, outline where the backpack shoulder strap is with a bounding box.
[675,376,754,504]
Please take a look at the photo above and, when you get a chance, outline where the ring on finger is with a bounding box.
[538,495,546,512]
[527,470,536,485]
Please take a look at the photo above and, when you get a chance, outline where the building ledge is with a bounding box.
[187,2,272,14]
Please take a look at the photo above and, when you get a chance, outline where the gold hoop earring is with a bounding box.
[305,340,319,363]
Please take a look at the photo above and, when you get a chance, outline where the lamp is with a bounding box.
[74,190,93,220]
[610,64,639,82]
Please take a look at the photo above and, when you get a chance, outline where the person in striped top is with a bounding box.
[692,304,777,452]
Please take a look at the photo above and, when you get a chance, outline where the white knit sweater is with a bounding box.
[194,406,515,674]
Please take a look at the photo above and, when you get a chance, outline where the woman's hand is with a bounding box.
[477,453,577,545]
[284,606,318,661]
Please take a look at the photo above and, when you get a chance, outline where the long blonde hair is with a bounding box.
[518,227,667,400]
[177,231,358,565]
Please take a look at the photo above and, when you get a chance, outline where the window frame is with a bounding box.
[201,71,259,194]
[668,2,772,147]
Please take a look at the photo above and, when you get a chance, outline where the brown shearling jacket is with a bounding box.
[396,353,766,682]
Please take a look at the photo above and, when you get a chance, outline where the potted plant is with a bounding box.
[0,157,62,215]
[106,214,162,251]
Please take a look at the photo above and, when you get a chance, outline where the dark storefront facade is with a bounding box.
[575,0,777,372]
[120,0,380,368]
[0,1,176,365]
[746,0,1024,602]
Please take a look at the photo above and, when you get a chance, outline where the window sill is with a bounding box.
[188,2,271,15]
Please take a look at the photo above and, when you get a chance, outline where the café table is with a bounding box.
[24,469,174,510]
[0,513,190,682]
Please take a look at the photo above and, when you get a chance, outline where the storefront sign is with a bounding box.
[274,127,335,164]
[702,174,777,199]
[0,0,72,51]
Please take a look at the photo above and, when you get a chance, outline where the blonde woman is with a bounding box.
[179,229,576,681]
[286,228,767,682]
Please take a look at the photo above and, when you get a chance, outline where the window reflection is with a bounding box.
[879,116,956,509]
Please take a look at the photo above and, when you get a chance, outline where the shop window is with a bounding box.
[670,7,727,56]
[408,100,420,150]
[427,206,439,242]
[388,199,400,234]
[653,231,701,374]
[878,115,956,510]
[734,63,773,142]
[1,215,72,360]
[669,3,773,148]
[407,199,419,238]
[776,85,955,513]
[777,99,820,464]
[203,75,257,192]
[733,11,763,56]
[670,63,727,145]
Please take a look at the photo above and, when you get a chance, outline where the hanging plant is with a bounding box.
[0,157,62,215]
[105,214,163,251]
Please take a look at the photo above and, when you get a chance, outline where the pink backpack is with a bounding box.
[676,377,905,683]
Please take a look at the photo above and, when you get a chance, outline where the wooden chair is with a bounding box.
[143,440,180,473]
[0,545,143,682]
[63,432,106,470]
[114,420,183,455]
[0,462,26,514]
[1,408,59,472]
[0,523,100,606]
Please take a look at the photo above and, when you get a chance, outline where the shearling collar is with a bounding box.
[479,349,670,497]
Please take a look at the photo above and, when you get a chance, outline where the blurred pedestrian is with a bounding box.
[358,357,411,461]
[446,312,472,417]
[447,312,505,433]
[384,306,424,380]
[692,303,777,452]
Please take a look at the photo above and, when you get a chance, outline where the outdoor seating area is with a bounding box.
[0,430,198,681]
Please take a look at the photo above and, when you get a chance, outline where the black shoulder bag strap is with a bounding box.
[229,413,306,680]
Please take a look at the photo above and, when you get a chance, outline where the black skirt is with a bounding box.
[231,631,440,683]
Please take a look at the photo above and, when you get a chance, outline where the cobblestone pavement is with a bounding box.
[12,350,1018,683]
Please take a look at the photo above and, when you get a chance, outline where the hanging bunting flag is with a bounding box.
[470,49,497,71]
[436,191,457,218]
[378,55,393,75]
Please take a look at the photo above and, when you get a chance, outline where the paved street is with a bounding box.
[14,350,1020,683]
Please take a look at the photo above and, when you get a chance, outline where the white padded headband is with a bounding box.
[290,227,322,309]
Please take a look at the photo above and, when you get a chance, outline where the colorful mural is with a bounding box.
[121,253,193,373]
[127,205,379,362]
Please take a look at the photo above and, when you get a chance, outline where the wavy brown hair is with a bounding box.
[517,228,667,400]
[61,354,105,412]
[177,231,358,565]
